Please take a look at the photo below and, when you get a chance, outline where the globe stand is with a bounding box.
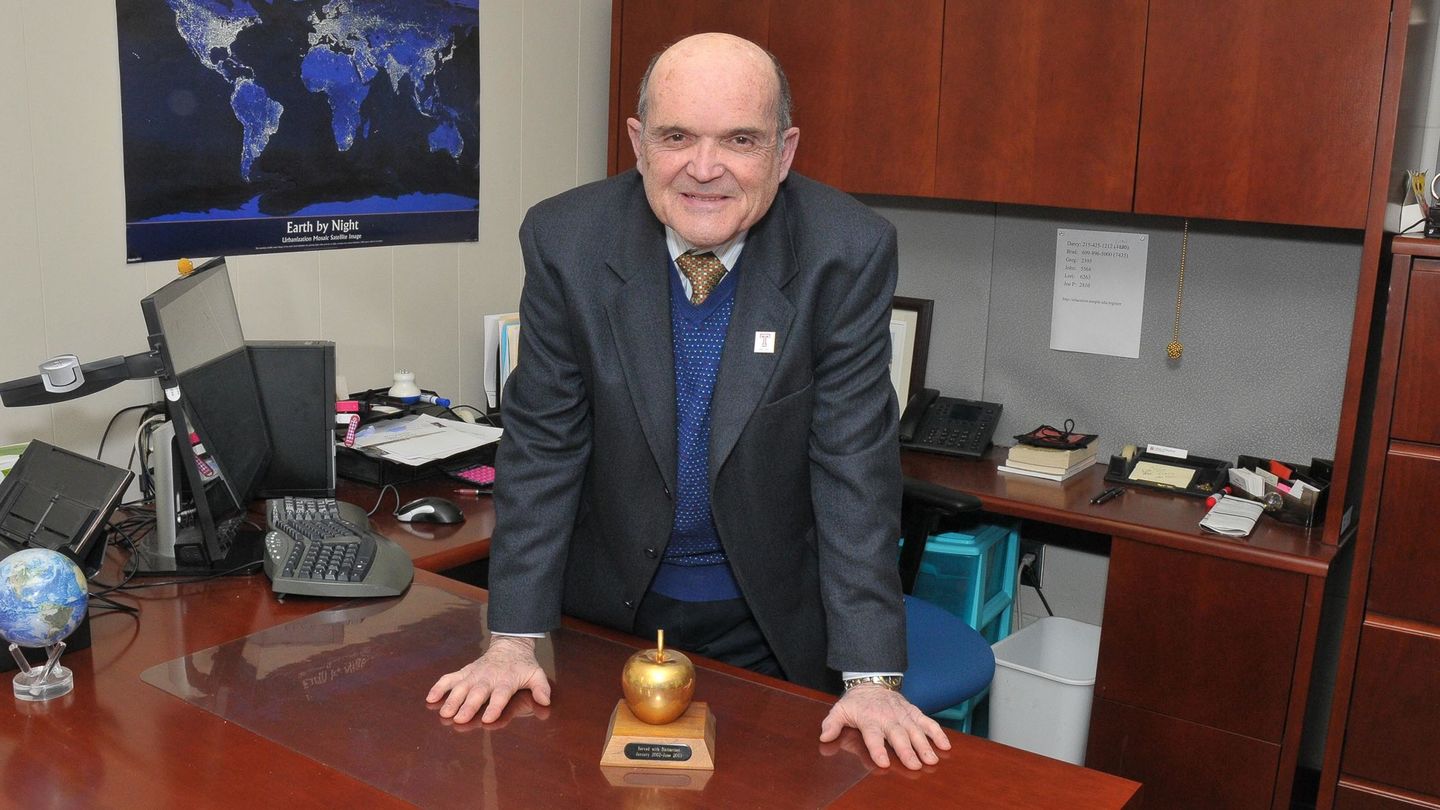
[9,641,73,701]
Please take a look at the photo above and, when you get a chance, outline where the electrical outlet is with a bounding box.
[1020,538,1045,587]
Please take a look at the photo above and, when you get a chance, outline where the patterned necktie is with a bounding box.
[675,251,727,305]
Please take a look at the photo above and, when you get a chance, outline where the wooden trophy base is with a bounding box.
[600,700,715,770]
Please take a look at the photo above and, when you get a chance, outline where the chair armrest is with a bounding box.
[901,477,982,514]
[898,478,983,594]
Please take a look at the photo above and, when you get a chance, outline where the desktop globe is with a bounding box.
[0,548,88,701]
[0,548,87,646]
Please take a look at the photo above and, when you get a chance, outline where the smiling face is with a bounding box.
[627,34,799,250]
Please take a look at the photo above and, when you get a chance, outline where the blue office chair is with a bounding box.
[898,477,996,722]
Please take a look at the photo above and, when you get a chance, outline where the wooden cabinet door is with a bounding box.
[1341,620,1440,799]
[1391,264,1440,444]
[1088,697,1281,810]
[768,1,943,196]
[1095,538,1305,743]
[608,1,772,175]
[935,1,1146,212]
[1367,446,1440,625]
[1134,0,1389,228]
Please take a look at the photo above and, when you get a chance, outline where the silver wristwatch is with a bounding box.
[842,675,903,692]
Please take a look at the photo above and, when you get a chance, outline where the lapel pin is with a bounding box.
[754,331,776,353]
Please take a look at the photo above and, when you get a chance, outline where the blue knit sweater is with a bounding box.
[649,262,742,602]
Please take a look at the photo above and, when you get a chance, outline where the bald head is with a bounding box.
[636,33,792,137]
[625,32,800,249]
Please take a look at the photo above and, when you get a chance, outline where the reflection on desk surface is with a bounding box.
[140,584,870,809]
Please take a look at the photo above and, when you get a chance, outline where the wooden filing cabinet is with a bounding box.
[1087,538,1316,810]
[1319,239,1440,809]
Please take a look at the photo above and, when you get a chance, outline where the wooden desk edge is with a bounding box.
[975,491,1336,577]
[420,572,1143,808]
[903,450,1338,578]
[412,538,491,572]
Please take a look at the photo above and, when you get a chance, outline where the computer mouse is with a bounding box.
[396,496,465,524]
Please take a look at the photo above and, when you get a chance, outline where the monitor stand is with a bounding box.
[130,527,265,576]
[132,420,263,576]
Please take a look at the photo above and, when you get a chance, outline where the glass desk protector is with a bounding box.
[140,584,871,808]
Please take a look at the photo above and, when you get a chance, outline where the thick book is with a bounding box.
[996,458,1095,482]
[1006,442,1097,467]
[1004,456,1098,476]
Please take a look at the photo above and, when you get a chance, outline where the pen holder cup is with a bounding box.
[1233,455,1330,529]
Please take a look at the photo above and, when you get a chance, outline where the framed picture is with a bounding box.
[888,296,934,409]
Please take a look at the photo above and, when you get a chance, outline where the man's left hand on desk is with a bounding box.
[818,685,950,770]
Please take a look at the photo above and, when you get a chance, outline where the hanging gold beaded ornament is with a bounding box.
[1167,220,1189,360]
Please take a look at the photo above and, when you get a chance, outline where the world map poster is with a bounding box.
[117,0,479,263]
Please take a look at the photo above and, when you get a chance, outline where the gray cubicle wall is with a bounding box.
[871,197,1364,466]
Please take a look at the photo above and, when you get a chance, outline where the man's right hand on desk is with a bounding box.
[426,635,551,724]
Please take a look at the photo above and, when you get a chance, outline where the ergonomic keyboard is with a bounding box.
[262,496,414,598]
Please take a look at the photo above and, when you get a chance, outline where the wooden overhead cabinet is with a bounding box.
[935,1,1147,212]
[610,1,1393,229]
[768,0,943,197]
[1133,0,1390,228]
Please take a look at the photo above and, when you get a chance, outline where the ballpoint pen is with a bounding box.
[1090,486,1125,505]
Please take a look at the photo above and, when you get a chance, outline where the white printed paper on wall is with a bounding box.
[1050,229,1148,358]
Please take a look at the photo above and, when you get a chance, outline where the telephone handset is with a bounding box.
[898,388,1002,458]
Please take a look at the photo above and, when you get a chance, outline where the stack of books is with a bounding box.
[997,442,1098,482]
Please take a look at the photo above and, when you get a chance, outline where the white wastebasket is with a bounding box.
[987,616,1102,765]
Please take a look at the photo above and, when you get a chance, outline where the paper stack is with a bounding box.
[1199,495,1265,537]
[349,415,503,467]
[997,443,1098,482]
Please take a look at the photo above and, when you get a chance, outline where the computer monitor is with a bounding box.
[140,257,271,572]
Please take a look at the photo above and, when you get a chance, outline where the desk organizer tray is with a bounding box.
[1231,455,1331,529]
[1104,447,1231,497]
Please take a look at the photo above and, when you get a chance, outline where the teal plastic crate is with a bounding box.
[910,521,1018,642]
[901,521,1020,732]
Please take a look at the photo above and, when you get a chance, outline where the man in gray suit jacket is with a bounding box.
[427,32,948,770]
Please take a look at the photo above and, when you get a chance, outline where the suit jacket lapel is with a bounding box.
[604,196,677,493]
[709,192,798,480]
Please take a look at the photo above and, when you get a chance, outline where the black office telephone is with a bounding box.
[898,389,1003,458]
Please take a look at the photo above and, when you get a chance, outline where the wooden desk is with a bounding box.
[3,565,1139,808]
[903,448,1339,810]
